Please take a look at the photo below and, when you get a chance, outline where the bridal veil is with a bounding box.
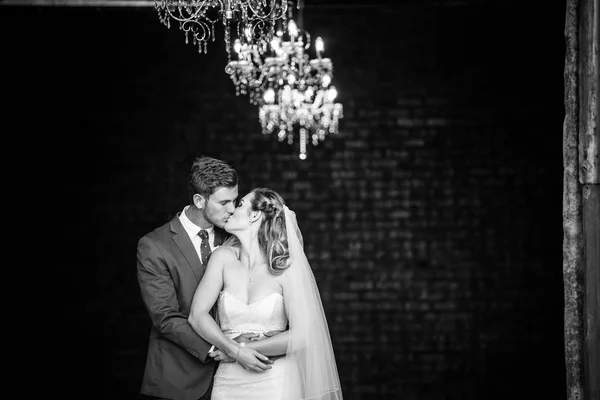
[281,206,343,400]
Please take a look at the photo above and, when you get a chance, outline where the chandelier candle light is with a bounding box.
[155,0,290,55]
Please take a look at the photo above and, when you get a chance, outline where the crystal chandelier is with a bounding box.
[155,0,290,55]
[226,17,343,159]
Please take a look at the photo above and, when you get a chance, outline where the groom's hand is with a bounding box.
[209,349,235,363]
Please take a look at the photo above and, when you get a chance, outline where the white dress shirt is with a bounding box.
[179,205,216,265]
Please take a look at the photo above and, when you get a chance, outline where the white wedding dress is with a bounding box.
[211,290,301,400]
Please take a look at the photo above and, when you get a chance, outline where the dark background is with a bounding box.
[5,0,567,399]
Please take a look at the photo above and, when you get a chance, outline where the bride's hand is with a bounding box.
[261,330,285,339]
[233,333,259,343]
[233,343,273,372]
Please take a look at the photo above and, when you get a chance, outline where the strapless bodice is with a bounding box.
[217,290,288,339]
[212,290,301,400]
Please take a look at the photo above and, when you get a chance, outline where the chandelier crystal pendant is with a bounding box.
[227,18,343,159]
[155,0,290,55]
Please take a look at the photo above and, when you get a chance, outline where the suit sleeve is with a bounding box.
[137,235,213,362]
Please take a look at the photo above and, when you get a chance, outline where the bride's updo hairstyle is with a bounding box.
[250,188,291,275]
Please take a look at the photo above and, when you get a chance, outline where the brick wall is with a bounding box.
[9,2,566,399]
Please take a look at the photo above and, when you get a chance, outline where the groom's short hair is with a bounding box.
[188,156,238,202]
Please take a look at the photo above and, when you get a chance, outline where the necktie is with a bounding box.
[198,230,212,265]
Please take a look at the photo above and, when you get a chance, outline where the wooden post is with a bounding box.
[579,0,599,185]
[563,2,585,398]
[579,0,599,398]
[565,0,599,399]
[583,185,599,400]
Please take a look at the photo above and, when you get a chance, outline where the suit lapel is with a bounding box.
[170,214,204,283]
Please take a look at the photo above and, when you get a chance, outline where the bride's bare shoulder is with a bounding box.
[211,245,240,264]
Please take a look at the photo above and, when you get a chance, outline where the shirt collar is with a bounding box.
[180,205,214,239]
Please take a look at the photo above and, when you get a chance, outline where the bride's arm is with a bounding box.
[188,247,232,355]
[245,331,289,356]
[188,247,273,372]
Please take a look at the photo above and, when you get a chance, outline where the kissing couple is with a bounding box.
[137,156,343,400]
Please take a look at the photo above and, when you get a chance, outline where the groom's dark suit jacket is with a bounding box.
[137,214,228,400]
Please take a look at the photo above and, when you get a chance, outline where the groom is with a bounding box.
[136,156,240,400]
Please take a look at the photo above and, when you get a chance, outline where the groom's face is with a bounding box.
[203,185,239,228]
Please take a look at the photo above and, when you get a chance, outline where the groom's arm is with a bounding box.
[209,331,286,362]
[137,235,213,362]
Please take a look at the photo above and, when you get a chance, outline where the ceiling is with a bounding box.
[0,0,477,7]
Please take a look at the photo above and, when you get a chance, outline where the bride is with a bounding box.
[188,188,343,400]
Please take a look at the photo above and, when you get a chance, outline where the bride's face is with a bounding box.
[224,192,255,233]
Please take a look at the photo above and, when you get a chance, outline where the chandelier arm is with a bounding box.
[160,2,220,25]
[180,20,211,41]
[243,0,288,20]
[246,19,268,42]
